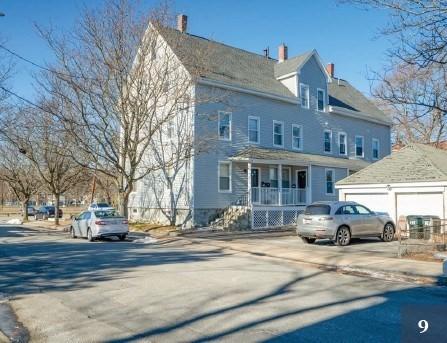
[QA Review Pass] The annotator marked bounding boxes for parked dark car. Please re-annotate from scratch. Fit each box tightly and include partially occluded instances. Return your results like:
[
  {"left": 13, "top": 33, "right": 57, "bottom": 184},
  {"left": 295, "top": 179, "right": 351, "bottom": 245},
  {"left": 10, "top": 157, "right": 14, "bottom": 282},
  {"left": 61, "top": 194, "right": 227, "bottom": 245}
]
[{"left": 34, "top": 206, "right": 63, "bottom": 220}]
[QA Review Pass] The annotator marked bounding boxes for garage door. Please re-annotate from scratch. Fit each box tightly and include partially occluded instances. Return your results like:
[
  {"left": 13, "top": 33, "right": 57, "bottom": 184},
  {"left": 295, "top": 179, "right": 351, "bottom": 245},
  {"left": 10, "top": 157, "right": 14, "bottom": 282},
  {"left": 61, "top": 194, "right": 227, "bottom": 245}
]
[
  {"left": 345, "top": 193, "right": 389, "bottom": 213},
  {"left": 396, "top": 193, "right": 444, "bottom": 219}
]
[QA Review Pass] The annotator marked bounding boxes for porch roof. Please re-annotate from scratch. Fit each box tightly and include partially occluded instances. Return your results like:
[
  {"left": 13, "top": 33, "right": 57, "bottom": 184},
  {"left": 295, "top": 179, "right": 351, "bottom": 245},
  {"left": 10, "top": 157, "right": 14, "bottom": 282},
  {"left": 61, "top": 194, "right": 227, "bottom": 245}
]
[{"left": 229, "top": 147, "right": 370, "bottom": 171}]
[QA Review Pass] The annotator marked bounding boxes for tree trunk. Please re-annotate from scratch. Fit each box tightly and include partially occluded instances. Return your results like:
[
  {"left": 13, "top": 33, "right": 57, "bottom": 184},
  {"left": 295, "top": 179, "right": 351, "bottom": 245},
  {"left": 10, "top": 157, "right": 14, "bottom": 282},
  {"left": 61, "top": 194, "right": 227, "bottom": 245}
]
[
  {"left": 22, "top": 199, "right": 29, "bottom": 222},
  {"left": 54, "top": 193, "right": 60, "bottom": 226},
  {"left": 117, "top": 190, "right": 131, "bottom": 219}
]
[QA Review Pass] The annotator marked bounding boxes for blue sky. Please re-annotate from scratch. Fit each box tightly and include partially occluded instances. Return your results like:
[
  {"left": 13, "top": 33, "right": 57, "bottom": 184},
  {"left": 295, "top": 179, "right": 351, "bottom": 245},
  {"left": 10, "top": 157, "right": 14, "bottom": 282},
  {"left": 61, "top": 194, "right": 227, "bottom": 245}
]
[{"left": 0, "top": 0, "right": 391, "bottom": 101}]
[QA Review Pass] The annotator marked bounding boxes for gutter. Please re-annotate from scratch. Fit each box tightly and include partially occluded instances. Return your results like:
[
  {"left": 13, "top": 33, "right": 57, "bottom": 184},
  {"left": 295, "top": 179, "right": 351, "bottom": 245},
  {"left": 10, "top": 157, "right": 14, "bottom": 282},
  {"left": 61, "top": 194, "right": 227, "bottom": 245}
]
[{"left": 328, "top": 105, "right": 393, "bottom": 127}]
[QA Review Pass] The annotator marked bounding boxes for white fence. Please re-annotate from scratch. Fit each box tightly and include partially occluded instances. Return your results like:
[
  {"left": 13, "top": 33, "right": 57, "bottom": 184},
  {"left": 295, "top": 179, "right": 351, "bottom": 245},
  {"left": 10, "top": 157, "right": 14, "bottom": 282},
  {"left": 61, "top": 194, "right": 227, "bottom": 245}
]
[
  {"left": 251, "top": 188, "right": 306, "bottom": 205},
  {"left": 251, "top": 206, "right": 305, "bottom": 229}
]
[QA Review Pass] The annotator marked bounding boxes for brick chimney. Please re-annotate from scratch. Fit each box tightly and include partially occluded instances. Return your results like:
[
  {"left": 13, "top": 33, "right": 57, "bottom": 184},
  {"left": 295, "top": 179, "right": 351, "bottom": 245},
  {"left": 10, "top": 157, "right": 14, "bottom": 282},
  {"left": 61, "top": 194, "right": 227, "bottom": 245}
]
[
  {"left": 177, "top": 14, "right": 187, "bottom": 33},
  {"left": 278, "top": 43, "right": 288, "bottom": 62},
  {"left": 326, "top": 63, "right": 335, "bottom": 77}
]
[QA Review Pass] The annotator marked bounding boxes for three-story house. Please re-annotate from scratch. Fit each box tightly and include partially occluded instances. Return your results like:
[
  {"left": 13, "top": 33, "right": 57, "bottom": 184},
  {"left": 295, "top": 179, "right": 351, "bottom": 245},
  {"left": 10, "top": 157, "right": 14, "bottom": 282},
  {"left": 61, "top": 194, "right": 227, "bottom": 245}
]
[{"left": 129, "top": 15, "right": 392, "bottom": 229}]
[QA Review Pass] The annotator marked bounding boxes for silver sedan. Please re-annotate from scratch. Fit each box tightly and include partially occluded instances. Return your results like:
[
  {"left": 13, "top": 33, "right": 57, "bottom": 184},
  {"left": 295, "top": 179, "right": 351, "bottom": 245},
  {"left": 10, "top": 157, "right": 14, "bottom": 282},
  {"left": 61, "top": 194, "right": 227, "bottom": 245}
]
[
  {"left": 70, "top": 210, "right": 129, "bottom": 242},
  {"left": 296, "top": 201, "right": 395, "bottom": 246}
]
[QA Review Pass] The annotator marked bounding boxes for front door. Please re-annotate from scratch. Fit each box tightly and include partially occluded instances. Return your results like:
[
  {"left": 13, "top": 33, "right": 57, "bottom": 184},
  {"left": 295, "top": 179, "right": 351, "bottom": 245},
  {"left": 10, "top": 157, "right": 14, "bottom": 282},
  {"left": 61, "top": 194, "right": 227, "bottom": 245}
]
[
  {"left": 297, "top": 170, "right": 307, "bottom": 203},
  {"left": 251, "top": 168, "right": 260, "bottom": 204}
]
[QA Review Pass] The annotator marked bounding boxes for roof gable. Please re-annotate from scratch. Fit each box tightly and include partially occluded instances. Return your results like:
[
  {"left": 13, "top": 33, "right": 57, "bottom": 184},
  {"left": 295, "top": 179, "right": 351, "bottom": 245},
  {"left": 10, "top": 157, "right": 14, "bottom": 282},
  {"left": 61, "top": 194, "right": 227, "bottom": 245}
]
[
  {"left": 274, "top": 50, "right": 330, "bottom": 81},
  {"left": 337, "top": 144, "right": 447, "bottom": 186}
]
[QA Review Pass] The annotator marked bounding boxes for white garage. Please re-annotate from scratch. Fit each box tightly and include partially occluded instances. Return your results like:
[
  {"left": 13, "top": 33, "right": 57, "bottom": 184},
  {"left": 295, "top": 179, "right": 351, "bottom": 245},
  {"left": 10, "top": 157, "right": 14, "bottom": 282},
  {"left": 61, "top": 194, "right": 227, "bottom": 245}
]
[
  {"left": 336, "top": 144, "right": 447, "bottom": 222},
  {"left": 345, "top": 193, "right": 389, "bottom": 213}
]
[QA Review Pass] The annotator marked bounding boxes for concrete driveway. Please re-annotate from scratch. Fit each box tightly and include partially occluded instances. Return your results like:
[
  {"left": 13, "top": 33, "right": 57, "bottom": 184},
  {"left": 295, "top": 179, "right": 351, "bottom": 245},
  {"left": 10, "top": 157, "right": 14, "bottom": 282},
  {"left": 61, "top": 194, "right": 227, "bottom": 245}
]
[{"left": 1, "top": 225, "right": 446, "bottom": 342}]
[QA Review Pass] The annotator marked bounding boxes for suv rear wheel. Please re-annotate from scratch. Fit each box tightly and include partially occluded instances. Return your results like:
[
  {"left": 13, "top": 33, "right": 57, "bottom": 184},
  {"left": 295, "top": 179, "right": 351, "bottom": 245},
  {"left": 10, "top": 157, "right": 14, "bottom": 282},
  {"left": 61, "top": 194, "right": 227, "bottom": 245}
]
[
  {"left": 381, "top": 223, "right": 395, "bottom": 242},
  {"left": 301, "top": 237, "right": 316, "bottom": 244},
  {"left": 335, "top": 226, "right": 351, "bottom": 246}
]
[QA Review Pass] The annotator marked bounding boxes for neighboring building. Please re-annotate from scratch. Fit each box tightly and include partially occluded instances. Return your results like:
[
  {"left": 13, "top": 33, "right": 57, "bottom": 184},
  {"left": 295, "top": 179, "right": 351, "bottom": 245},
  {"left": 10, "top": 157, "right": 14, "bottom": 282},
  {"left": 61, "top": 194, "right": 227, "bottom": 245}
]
[
  {"left": 336, "top": 144, "right": 447, "bottom": 222},
  {"left": 393, "top": 140, "right": 447, "bottom": 152},
  {"left": 129, "top": 15, "right": 392, "bottom": 229}
]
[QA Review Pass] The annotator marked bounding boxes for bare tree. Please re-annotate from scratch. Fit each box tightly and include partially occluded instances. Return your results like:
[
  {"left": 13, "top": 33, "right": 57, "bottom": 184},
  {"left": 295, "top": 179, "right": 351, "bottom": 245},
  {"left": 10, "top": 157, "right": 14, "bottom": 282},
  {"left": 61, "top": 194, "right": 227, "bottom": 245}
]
[
  {"left": 345, "top": 0, "right": 447, "bottom": 141},
  {"left": 0, "top": 142, "right": 41, "bottom": 221},
  {"left": 2, "top": 105, "right": 85, "bottom": 225},
  {"left": 372, "top": 63, "right": 447, "bottom": 145},
  {"left": 35, "top": 0, "right": 212, "bottom": 217}
]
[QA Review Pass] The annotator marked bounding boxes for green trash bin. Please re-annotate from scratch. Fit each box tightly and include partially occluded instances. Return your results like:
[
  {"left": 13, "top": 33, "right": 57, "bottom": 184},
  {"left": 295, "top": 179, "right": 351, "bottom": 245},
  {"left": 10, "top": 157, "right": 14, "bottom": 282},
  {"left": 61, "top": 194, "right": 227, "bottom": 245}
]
[{"left": 406, "top": 215, "right": 424, "bottom": 239}]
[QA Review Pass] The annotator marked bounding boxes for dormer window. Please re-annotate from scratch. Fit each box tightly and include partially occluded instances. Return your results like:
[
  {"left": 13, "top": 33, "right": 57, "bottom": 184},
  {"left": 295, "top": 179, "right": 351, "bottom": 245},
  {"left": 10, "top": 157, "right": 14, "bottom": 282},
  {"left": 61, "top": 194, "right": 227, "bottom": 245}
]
[
  {"left": 317, "top": 88, "right": 325, "bottom": 112},
  {"left": 300, "top": 83, "right": 309, "bottom": 109}
]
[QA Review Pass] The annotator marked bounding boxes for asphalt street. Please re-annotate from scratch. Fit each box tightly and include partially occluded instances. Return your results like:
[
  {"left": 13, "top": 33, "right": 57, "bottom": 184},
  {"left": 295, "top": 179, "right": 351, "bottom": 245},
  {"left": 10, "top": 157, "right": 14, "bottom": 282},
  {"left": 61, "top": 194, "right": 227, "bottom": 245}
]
[{"left": 0, "top": 225, "right": 446, "bottom": 342}]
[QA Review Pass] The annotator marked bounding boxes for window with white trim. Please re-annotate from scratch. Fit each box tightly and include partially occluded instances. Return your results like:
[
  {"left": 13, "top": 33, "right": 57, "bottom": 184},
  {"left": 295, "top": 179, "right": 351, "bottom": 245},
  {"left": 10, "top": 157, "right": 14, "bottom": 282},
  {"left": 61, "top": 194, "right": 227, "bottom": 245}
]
[
  {"left": 292, "top": 124, "right": 302, "bottom": 150},
  {"left": 218, "top": 162, "right": 231, "bottom": 192},
  {"left": 372, "top": 138, "right": 379, "bottom": 160},
  {"left": 338, "top": 132, "right": 347, "bottom": 156},
  {"left": 269, "top": 167, "right": 278, "bottom": 188},
  {"left": 317, "top": 88, "right": 325, "bottom": 111},
  {"left": 355, "top": 136, "right": 364, "bottom": 157},
  {"left": 324, "top": 130, "right": 332, "bottom": 153},
  {"left": 248, "top": 116, "right": 260, "bottom": 144},
  {"left": 325, "top": 169, "right": 334, "bottom": 195},
  {"left": 273, "top": 121, "right": 284, "bottom": 147},
  {"left": 300, "top": 83, "right": 310, "bottom": 109},
  {"left": 218, "top": 111, "right": 231, "bottom": 141}
]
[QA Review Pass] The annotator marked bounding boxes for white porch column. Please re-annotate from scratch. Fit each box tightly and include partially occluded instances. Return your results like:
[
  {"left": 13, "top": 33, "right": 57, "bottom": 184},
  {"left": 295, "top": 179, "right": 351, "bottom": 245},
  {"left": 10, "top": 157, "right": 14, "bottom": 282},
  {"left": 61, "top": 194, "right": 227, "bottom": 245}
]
[
  {"left": 308, "top": 164, "right": 312, "bottom": 204},
  {"left": 278, "top": 164, "right": 282, "bottom": 205},
  {"left": 247, "top": 162, "right": 252, "bottom": 206}
]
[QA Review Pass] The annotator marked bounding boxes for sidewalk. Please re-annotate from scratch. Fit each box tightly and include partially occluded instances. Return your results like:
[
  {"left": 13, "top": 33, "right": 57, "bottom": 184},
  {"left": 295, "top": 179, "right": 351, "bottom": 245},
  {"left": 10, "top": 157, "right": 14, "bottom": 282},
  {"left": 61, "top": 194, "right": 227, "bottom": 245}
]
[{"left": 181, "top": 232, "right": 447, "bottom": 285}]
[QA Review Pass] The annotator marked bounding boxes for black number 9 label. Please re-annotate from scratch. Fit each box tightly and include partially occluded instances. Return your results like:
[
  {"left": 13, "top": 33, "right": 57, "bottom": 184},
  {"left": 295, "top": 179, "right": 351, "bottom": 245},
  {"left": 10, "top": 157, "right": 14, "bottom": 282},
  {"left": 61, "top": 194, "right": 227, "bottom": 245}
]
[{"left": 418, "top": 320, "right": 429, "bottom": 333}]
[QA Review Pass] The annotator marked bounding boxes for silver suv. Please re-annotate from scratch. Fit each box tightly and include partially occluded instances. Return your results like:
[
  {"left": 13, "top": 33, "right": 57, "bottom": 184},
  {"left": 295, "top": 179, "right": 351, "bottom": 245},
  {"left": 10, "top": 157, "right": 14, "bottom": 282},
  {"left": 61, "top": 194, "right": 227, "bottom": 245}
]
[{"left": 296, "top": 201, "right": 395, "bottom": 246}]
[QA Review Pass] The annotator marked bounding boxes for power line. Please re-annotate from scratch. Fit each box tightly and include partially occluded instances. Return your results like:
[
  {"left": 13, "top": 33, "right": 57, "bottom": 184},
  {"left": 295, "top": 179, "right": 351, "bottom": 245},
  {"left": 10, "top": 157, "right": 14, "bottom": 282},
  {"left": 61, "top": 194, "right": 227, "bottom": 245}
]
[
  {"left": 0, "top": 44, "right": 95, "bottom": 80},
  {"left": 0, "top": 86, "right": 57, "bottom": 117}
]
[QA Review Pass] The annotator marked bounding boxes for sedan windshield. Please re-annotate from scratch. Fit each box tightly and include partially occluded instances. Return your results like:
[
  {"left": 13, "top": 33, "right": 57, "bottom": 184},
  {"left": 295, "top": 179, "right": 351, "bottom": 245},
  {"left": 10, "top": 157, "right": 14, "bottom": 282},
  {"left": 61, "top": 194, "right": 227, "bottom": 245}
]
[
  {"left": 95, "top": 210, "right": 123, "bottom": 218},
  {"left": 304, "top": 205, "right": 331, "bottom": 215}
]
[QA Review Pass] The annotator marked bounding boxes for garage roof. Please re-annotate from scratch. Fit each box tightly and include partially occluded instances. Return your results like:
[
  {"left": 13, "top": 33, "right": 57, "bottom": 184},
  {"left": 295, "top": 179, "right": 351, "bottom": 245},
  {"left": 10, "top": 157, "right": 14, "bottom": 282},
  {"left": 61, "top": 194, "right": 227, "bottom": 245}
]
[{"left": 337, "top": 144, "right": 447, "bottom": 185}]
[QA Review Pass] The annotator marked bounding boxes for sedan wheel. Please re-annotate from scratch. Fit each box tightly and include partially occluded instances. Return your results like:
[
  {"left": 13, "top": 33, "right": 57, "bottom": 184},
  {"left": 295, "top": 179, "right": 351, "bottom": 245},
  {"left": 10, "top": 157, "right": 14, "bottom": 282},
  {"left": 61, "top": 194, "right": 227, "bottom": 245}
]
[
  {"left": 335, "top": 226, "right": 351, "bottom": 246},
  {"left": 87, "top": 228, "right": 94, "bottom": 242},
  {"left": 382, "top": 223, "right": 395, "bottom": 242},
  {"left": 70, "top": 227, "right": 77, "bottom": 239}
]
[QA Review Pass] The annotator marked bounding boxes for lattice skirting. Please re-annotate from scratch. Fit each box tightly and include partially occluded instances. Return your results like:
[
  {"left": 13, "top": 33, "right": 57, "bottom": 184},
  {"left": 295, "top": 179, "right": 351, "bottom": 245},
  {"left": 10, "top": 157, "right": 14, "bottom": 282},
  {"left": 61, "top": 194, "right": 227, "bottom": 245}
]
[{"left": 252, "top": 207, "right": 304, "bottom": 229}]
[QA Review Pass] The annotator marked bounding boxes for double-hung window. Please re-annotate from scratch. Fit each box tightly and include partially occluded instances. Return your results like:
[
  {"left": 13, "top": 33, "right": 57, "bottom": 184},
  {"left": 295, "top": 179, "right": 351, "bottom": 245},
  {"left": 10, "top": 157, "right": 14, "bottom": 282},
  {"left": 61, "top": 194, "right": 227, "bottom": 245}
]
[
  {"left": 325, "top": 169, "right": 335, "bottom": 195},
  {"left": 218, "top": 111, "right": 232, "bottom": 141},
  {"left": 317, "top": 88, "right": 325, "bottom": 112},
  {"left": 338, "top": 132, "right": 347, "bottom": 156},
  {"left": 372, "top": 138, "right": 379, "bottom": 160},
  {"left": 248, "top": 116, "right": 260, "bottom": 144},
  {"left": 292, "top": 124, "right": 303, "bottom": 150},
  {"left": 324, "top": 130, "right": 332, "bottom": 153},
  {"left": 218, "top": 162, "right": 231, "bottom": 192},
  {"left": 300, "top": 83, "right": 310, "bottom": 109},
  {"left": 273, "top": 121, "right": 284, "bottom": 147},
  {"left": 355, "top": 136, "right": 364, "bottom": 158}
]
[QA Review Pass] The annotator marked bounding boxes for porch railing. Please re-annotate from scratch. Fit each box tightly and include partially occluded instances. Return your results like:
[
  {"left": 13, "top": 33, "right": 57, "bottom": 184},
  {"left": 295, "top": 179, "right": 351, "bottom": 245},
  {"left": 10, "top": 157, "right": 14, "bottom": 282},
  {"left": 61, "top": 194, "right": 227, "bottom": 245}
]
[{"left": 251, "top": 187, "right": 306, "bottom": 205}]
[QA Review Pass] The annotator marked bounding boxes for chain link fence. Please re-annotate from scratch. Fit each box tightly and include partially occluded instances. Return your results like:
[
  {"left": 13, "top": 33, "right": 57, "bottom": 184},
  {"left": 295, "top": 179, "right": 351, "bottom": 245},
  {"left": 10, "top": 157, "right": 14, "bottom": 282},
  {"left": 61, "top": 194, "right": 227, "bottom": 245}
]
[{"left": 397, "top": 215, "right": 446, "bottom": 258}]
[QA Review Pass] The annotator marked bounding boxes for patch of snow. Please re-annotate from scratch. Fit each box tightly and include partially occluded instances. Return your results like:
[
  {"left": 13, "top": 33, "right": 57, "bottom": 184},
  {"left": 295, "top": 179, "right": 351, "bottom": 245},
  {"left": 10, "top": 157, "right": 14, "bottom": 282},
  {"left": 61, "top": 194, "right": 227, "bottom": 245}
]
[
  {"left": 6, "top": 218, "right": 23, "bottom": 225},
  {"left": 133, "top": 236, "right": 158, "bottom": 244}
]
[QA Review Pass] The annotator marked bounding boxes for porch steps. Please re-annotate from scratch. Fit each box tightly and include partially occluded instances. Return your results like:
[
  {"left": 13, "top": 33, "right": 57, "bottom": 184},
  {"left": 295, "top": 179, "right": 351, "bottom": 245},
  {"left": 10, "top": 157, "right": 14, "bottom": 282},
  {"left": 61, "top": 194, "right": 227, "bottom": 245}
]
[{"left": 210, "top": 206, "right": 250, "bottom": 230}]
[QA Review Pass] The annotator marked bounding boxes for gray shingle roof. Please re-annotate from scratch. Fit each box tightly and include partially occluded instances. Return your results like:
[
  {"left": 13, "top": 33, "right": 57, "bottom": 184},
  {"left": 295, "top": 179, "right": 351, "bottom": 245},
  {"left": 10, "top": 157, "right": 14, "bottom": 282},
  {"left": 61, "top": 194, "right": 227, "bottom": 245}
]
[
  {"left": 273, "top": 51, "right": 313, "bottom": 78},
  {"left": 328, "top": 79, "right": 389, "bottom": 122},
  {"left": 158, "top": 27, "right": 388, "bottom": 123},
  {"left": 337, "top": 144, "right": 447, "bottom": 185},
  {"left": 230, "top": 146, "right": 370, "bottom": 171}
]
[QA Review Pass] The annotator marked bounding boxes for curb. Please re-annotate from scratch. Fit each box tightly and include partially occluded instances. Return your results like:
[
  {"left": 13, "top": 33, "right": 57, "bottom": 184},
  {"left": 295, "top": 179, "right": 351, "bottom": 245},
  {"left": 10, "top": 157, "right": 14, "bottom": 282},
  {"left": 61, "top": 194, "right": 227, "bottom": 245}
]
[{"left": 184, "top": 237, "right": 446, "bottom": 286}]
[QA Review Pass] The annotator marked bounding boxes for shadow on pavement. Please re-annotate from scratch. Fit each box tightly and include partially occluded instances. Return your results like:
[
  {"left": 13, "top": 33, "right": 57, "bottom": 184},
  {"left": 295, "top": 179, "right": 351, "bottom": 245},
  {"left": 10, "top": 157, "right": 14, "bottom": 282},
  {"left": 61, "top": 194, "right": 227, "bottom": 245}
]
[{"left": 0, "top": 226, "right": 228, "bottom": 297}]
